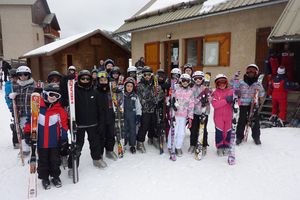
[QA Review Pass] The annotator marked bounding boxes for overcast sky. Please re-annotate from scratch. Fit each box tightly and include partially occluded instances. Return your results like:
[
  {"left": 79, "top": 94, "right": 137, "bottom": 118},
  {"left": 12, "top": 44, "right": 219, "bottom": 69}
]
[{"left": 47, "top": 0, "right": 149, "bottom": 38}]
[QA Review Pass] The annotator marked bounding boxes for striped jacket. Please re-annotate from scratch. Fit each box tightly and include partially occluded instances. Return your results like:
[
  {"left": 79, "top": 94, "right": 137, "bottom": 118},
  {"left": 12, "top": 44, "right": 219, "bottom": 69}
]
[
  {"left": 234, "top": 80, "right": 265, "bottom": 106},
  {"left": 174, "top": 86, "right": 194, "bottom": 119},
  {"left": 24, "top": 99, "right": 68, "bottom": 149}
]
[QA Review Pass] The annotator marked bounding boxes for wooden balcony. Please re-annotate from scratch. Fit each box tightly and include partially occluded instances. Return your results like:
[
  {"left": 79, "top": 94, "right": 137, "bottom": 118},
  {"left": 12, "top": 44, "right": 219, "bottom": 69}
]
[{"left": 44, "top": 26, "right": 60, "bottom": 39}]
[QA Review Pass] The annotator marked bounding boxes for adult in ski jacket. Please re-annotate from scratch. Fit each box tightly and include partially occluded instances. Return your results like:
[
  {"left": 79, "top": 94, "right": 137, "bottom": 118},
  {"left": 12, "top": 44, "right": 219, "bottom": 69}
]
[
  {"left": 269, "top": 67, "right": 299, "bottom": 123},
  {"left": 211, "top": 74, "right": 233, "bottom": 155},
  {"left": 235, "top": 64, "right": 265, "bottom": 145}
]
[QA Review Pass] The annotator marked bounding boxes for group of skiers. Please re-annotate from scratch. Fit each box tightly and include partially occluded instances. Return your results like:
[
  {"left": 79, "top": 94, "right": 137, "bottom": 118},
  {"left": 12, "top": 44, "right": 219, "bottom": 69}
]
[{"left": 4, "top": 58, "right": 277, "bottom": 190}]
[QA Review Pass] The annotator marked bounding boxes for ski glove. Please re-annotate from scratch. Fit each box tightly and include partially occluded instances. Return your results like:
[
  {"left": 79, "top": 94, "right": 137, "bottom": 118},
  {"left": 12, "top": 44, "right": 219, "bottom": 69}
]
[
  {"left": 9, "top": 92, "right": 18, "bottom": 100},
  {"left": 234, "top": 90, "right": 241, "bottom": 97},
  {"left": 226, "top": 95, "right": 233, "bottom": 104},
  {"left": 136, "top": 115, "right": 141, "bottom": 125},
  {"left": 187, "top": 118, "right": 193, "bottom": 129},
  {"left": 24, "top": 132, "right": 31, "bottom": 145},
  {"left": 59, "top": 139, "right": 69, "bottom": 156}
]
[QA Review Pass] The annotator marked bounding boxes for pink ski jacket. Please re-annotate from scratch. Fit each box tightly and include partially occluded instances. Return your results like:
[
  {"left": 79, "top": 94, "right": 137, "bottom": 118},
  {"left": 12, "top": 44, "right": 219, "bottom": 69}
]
[{"left": 175, "top": 86, "right": 194, "bottom": 119}]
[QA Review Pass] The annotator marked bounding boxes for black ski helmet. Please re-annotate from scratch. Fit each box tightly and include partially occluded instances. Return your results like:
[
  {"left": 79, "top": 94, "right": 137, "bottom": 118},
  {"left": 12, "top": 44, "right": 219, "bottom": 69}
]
[
  {"left": 47, "top": 70, "right": 62, "bottom": 82},
  {"left": 104, "top": 59, "right": 115, "bottom": 67},
  {"left": 111, "top": 66, "right": 121, "bottom": 75},
  {"left": 91, "top": 68, "right": 98, "bottom": 74},
  {"left": 78, "top": 70, "right": 91, "bottom": 79},
  {"left": 142, "top": 66, "right": 153, "bottom": 74},
  {"left": 44, "top": 82, "right": 60, "bottom": 92},
  {"left": 9, "top": 68, "right": 17, "bottom": 77}
]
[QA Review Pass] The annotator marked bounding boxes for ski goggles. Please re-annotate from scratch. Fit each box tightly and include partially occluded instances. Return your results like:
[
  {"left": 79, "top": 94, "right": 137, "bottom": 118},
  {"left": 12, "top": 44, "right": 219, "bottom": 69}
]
[
  {"left": 215, "top": 79, "right": 228, "bottom": 85},
  {"left": 181, "top": 78, "right": 190, "bottom": 83},
  {"left": 171, "top": 74, "right": 180, "bottom": 80},
  {"left": 17, "top": 72, "right": 30, "bottom": 77},
  {"left": 193, "top": 76, "right": 203, "bottom": 81},
  {"left": 80, "top": 76, "right": 91, "bottom": 81},
  {"left": 97, "top": 71, "right": 108, "bottom": 78},
  {"left": 43, "top": 91, "right": 61, "bottom": 99},
  {"left": 143, "top": 73, "right": 152, "bottom": 77},
  {"left": 246, "top": 68, "right": 258, "bottom": 74}
]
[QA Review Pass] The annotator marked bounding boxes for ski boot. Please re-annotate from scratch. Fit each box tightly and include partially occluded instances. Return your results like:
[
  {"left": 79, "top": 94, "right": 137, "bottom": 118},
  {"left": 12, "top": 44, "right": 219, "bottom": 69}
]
[
  {"left": 51, "top": 177, "right": 62, "bottom": 188},
  {"left": 42, "top": 179, "right": 51, "bottom": 190},
  {"left": 147, "top": 138, "right": 153, "bottom": 145},
  {"left": 269, "top": 114, "right": 277, "bottom": 122},
  {"left": 137, "top": 142, "right": 146, "bottom": 153},
  {"left": 175, "top": 148, "right": 183, "bottom": 157},
  {"left": 106, "top": 151, "right": 118, "bottom": 161},
  {"left": 153, "top": 138, "right": 159, "bottom": 149},
  {"left": 223, "top": 148, "right": 230, "bottom": 156},
  {"left": 93, "top": 159, "right": 108, "bottom": 168},
  {"left": 68, "top": 169, "right": 73, "bottom": 178},
  {"left": 236, "top": 138, "right": 242, "bottom": 145},
  {"left": 202, "top": 146, "right": 207, "bottom": 156},
  {"left": 276, "top": 118, "right": 285, "bottom": 127},
  {"left": 254, "top": 138, "right": 262, "bottom": 145},
  {"left": 130, "top": 146, "right": 136, "bottom": 154},
  {"left": 188, "top": 145, "right": 196, "bottom": 153}
]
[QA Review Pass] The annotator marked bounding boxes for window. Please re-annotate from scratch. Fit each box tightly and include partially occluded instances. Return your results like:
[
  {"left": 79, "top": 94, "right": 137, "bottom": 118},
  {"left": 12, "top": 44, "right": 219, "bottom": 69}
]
[
  {"left": 204, "top": 32, "right": 231, "bottom": 66},
  {"left": 0, "top": 17, "right": 3, "bottom": 56},
  {"left": 185, "top": 37, "right": 203, "bottom": 69}
]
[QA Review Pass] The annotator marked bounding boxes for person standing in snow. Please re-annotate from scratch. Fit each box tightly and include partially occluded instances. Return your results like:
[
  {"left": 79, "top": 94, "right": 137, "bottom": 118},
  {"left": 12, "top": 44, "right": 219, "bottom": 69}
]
[
  {"left": 60, "top": 65, "right": 77, "bottom": 108},
  {"left": 136, "top": 66, "right": 164, "bottom": 152},
  {"left": 0, "top": 57, "right": 12, "bottom": 82},
  {"left": 123, "top": 77, "right": 142, "bottom": 154},
  {"left": 168, "top": 73, "right": 194, "bottom": 157},
  {"left": 188, "top": 71, "right": 211, "bottom": 155},
  {"left": 9, "top": 66, "right": 36, "bottom": 155},
  {"left": 235, "top": 64, "right": 265, "bottom": 145},
  {"left": 269, "top": 67, "right": 299, "bottom": 126},
  {"left": 23, "top": 83, "right": 68, "bottom": 189},
  {"left": 67, "top": 70, "right": 105, "bottom": 174},
  {"left": 211, "top": 74, "right": 233, "bottom": 156},
  {"left": 5, "top": 68, "right": 19, "bottom": 148}
]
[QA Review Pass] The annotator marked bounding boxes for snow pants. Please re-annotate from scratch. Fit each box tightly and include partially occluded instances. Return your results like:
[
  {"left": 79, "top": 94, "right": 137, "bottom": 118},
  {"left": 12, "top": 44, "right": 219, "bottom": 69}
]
[
  {"left": 20, "top": 116, "right": 30, "bottom": 152},
  {"left": 167, "top": 116, "right": 186, "bottom": 149},
  {"left": 272, "top": 97, "right": 287, "bottom": 121},
  {"left": 236, "top": 105, "right": 261, "bottom": 141},
  {"left": 214, "top": 116, "right": 231, "bottom": 149},
  {"left": 137, "top": 112, "right": 157, "bottom": 143},
  {"left": 124, "top": 112, "right": 137, "bottom": 147},
  {"left": 190, "top": 114, "right": 208, "bottom": 147},
  {"left": 68, "top": 126, "right": 102, "bottom": 168},
  {"left": 102, "top": 122, "right": 116, "bottom": 152},
  {"left": 38, "top": 148, "right": 61, "bottom": 180}
]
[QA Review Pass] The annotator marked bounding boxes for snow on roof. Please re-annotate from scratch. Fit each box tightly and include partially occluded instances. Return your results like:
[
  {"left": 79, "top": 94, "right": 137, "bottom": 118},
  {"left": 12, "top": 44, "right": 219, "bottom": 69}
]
[
  {"left": 21, "top": 30, "right": 96, "bottom": 58},
  {"left": 200, "top": 0, "right": 230, "bottom": 14},
  {"left": 138, "top": 0, "right": 193, "bottom": 16}
]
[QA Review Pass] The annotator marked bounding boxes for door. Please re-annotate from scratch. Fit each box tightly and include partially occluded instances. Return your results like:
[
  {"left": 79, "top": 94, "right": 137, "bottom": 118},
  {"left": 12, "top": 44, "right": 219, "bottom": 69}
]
[
  {"left": 255, "top": 27, "right": 272, "bottom": 72},
  {"left": 164, "top": 40, "right": 179, "bottom": 74},
  {"left": 144, "top": 42, "right": 160, "bottom": 72}
]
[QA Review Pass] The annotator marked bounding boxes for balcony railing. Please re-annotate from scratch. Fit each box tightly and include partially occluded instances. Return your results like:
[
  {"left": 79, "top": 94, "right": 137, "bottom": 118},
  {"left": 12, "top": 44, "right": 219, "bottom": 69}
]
[{"left": 43, "top": 26, "right": 60, "bottom": 39}]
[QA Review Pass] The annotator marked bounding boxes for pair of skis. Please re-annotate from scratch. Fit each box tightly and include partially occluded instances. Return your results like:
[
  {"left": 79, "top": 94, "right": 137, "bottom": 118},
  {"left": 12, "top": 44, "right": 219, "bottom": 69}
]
[
  {"left": 194, "top": 72, "right": 211, "bottom": 161},
  {"left": 154, "top": 75, "right": 164, "bottom": 154},
  {"left": 169, "top": 79, "right": 177, "bottom": 161}
]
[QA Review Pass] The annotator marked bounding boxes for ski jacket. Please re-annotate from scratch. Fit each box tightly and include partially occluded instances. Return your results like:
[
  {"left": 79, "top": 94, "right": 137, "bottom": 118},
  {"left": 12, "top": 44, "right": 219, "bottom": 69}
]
[
  {"left": 13, "top": 78, "right": 36, "bottom": 117},
  {"left": 269, "top": 75, "right": 298, "bottom": 99},
  {"left": 211, "top": 88, "right": 233, "bottom": 124},
  {"left": 24, "top": 99, "right": 68, "bottom": 148},
  {"left": 95, "top": 87, "right": 115, "bottom": 125},
  {"left": 281, "top": 51, "right": 295, "bottom": 81},
  {"left": 174, "top": 86, "right": 194, "bottom": 119},
  {"left": 192, "top": 84, "right": 212, "bottom": 115},
  {"left": 137, "top": 77, "right": 164, "bottom": 113},
  {"left": 235, "top": 80, "right": 265, "bottom": 106},
  {"left": 124, "top": 92, "right": 142, "bottom": 117},
  {"left": 5, "top": 80, "right": 12, "bottom": 112},
  {"left": 75, "top": 83, "right": 100, "bottom": 128}
]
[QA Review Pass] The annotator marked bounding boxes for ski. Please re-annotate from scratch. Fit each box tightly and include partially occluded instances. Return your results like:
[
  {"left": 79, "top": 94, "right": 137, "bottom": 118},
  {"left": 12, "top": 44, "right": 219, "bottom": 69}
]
[
  {"left": 28, "top": 92, "right": 41, "bottom": 199},
  {"left": 228, "top": 71, "right": 241, "bottom": 165},
  {"left": 154, "top": 75, "right": 164, "bottom": 154},
  {"left": 169, "top": 79, "right": 177, "bottom": 161},
  {"left": 244, "top": 74, "right": 264, "bottom": 142},
  {"left": 195, "top": 72, "right": 211, "bottom": 161},
  {"left": 68, "top": 79, "right": 79, "bottom": 183}
]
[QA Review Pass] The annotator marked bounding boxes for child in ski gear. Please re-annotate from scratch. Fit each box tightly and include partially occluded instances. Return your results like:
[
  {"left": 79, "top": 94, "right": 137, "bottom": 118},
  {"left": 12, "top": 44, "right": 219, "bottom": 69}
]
[
  {"left": 96, "top": 71, "right": 117, "bottom": 163},
  {"left": 167, "top": 73, "right": 194, "bottom": 157},
  {"left": 235, "top": 64, "right": 265, "bottom": 145},
  {"left": 5, "top": 68, "right": 19, "bottom": 148},
  {"left": 67, "top": 70, "right": 105, "bottom": 172},
  {"left": 124, "top": 77, "right": 142, "bottom": 154},
  {"left": 104, "top": 58, "right": 115, "bottom": 76},
  {"left": 211, "top": 74, "right": 233, "bottom": 156},
  {"left": 127, "top": 66, "right": 137, "bottom": 81},
  {"left": 24, "top": 83, "right": 68, "bottom": 189},
  {"left": 269, "top": 67, "right": 299, "bottom": 126},
  {"left": 91, "top": 68, "right": 98, "bottom": 89},
  {"left": 183, "top": 63, "right": 194, "bottom": 86},
  {"left": 189, "top": 71, "right": 211, "bottom": 154},
  {"left": 136, "top": 66, "right": 164, "bottom": 153},
  {"left": 9, "top": 66, "right": 36, "bottom": 155}
]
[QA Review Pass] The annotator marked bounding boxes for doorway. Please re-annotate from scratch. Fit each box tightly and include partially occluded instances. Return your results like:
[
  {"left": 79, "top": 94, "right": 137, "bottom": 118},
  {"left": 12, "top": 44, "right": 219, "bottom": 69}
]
[{"left": 164, "top": 40, "right": 179, "bottom": 74}]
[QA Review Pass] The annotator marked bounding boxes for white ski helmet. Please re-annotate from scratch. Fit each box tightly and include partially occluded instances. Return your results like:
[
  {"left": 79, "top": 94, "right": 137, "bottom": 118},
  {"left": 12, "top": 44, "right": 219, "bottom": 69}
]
[
  {"left": 214, "top": 74, "right": 228, "bottom": 83},
  {"left": 16, "top": 65, "right": 31, "bottom": 74},
  {"left": 127, "top": 66, "right": 137, "bottom": 73},
  {"left": 192, "top": 71, "right": 204, "bottom": 78},
  {"left": 68, "top": 65, "right": 76, "bottom": 71},
  {"left": 180, "top": 73, "right": 191, "bottom": 81},
  {"left": 171, "top": 68, "right": 181, "bottom": 75},
  {"left": 246, "top": 64, "right": 259, "bottom": 73}
]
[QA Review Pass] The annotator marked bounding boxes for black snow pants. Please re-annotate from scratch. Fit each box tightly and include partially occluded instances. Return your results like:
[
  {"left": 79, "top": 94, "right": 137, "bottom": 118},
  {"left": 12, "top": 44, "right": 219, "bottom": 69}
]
[
  {"left": 137, "top": 112, "right": 157, "bottom": 143},
  {"left": 38, "top": 148, "right": 61, "bottom": 180},
  {"left": 190, "top": 114, "right": 209, "bottom": 147}
]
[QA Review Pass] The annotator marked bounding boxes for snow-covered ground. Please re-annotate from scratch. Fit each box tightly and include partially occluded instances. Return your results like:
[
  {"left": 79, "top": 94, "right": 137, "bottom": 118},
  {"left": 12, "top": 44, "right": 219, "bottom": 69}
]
[{"left": 0, "top": 89, "right": 300, "bottom": 200}]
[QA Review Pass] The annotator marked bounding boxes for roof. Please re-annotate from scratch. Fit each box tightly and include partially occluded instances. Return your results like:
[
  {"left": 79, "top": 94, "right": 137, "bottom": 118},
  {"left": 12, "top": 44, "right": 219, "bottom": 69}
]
[
  {"left": 43, "top": 13, "right": 61, "bottom": 30},
  {"left": 21, "top": 29, "right": 130, "bottom": 59},
  {"left": 0, "top": 0, "right": 36, "bottom": 5},
  {"left": 268, "top": 0, "right": 300, "bottom": 43},
  {"left": 115, "top": 0, "right": 288, "bottom": 34}
]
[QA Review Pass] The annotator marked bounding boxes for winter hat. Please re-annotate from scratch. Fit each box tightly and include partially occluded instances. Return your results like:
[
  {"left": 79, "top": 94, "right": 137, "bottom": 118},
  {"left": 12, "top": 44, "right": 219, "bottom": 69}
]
[
  {"left": 277, "top": 67, "right": 285, "bottom": 75},
  {"left": 246, "top": 64, "right": 259, "bottom": 74},
  {"left": 104, "top": 59, "right": 115, "bottom": 67}
]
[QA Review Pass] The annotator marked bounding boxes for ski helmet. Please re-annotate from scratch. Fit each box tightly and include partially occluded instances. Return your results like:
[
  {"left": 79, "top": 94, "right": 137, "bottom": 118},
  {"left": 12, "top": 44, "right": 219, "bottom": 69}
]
[
  {"left": 44, "top": 82, "right": 60, "bottom": 92},
  {"left": 111, "top": 66, "right": 121, "bottom": 75},
  {"left": 214, "top": 74, "right": 228, "bottom": 86},
  {"left": 78, "top": 70, "right": 91, "bottom": 79},
  {"left": 277, "top": 67, "right": 285, "bottom": 75},
  {"left": 246, "top": 64, "right": 259, "bottom": 74},
  {"left": 47, "top": 71, "right": 62, "bottom": 82},
  {"left": 124, "top": 77, "right": 136, "bottom": 88},
  {"left": 68, "top": 65, "right": 76, "bottom": 71},
  {"left": 127, "top": 66, "right": 137, "bottom": 73},
  {"left": 91, "top": 68, "right": 98, "bottom": 74},
  {"left": 43, "top": 83, "right": 61, "bottom": 103},
  {"left": 183, "top": 63, "right": 193, "bottom": 74},
  {"left": 104, "top": 59, "right": 114, "bottom": 67},
  {"left": 9, "top": 68, "right": 17, "bottom": 77},
  {"left": 142, "top": 66, "right": 153, "bottom": 74},
  {"left": 170, "top": 68, "right": 181, "bottom": 75},
  {"left": 17, "top": 65, "right": 31, "bottom": 74},
  {"left": 192, "top": 71, "right": 204, "bottom": 78}
]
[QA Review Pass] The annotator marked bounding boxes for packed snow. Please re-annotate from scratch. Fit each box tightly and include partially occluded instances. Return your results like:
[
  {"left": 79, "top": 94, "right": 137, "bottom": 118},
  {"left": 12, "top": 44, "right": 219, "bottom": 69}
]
[
  {"left": 0, "top": 89, "right": 300, "bottom": 200},
  {"left": 199, "top": 0, "right": 230, "bottom": 14}
]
